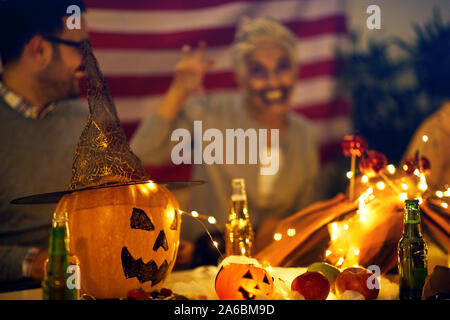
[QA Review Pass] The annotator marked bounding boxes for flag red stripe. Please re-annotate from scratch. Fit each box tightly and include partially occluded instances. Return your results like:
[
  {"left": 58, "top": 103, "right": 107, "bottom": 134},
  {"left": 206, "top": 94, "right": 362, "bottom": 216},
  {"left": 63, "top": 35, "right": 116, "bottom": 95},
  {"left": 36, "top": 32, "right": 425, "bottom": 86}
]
[
  {"left": 88, "top": 16, "right": 347, "bottom": 50},
  {"left": 85, "top": 0, "right": 281, "bottom": 11},
  {"left": 144, "top": 163, "right": 192, "bottom": 181},
  {"left": 80, "top": 59, "right": 340, "bottom": 98},
  {"left": 294, "top": 99, "right": 349, "bottom": 120},
  {"left": 319, "top": 141, "right": 344, "bottom": 164},
  {"left": 299, "top": 59, "right": 341, "bottom": 79}
]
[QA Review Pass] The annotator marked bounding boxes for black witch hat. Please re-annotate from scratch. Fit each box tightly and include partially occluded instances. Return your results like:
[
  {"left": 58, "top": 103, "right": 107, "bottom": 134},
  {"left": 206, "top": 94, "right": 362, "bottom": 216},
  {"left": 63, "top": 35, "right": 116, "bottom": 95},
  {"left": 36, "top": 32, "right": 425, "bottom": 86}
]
[{"left": 12, "top": 40, "right": 202, "bottom": 205}]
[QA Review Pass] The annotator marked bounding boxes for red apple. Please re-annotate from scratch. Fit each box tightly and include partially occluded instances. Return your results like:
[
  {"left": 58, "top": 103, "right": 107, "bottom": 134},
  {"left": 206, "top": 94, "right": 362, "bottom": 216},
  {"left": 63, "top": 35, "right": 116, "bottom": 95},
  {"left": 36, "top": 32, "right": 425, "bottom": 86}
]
[
  {"left": 335, "top": 267, "right": 379, "bottom": 300},
  {"left": 291, "top": 271, "right": 330, "bottom": 300}
]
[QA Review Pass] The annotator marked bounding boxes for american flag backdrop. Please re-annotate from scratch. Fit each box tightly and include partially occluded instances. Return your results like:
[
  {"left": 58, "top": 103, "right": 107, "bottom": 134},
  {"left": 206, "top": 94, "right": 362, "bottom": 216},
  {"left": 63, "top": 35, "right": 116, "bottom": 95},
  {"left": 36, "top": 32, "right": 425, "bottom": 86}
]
[{"left": 83, "top": 0, "right": 352, "bottom": 180}]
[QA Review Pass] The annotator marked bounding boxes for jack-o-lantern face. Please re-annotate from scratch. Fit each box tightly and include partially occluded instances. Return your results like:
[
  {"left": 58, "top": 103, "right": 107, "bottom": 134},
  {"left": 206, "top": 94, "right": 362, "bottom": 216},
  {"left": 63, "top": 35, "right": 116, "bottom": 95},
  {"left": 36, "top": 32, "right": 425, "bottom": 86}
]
[
  {"left": 215, "top": 263, "right": 274, "bottom": 300},
  {"left": 121, "top": 206, "right": 178, "bottom": 285},
  {"left": 54, "top": 182, "right": 180, "bottom": 299}
]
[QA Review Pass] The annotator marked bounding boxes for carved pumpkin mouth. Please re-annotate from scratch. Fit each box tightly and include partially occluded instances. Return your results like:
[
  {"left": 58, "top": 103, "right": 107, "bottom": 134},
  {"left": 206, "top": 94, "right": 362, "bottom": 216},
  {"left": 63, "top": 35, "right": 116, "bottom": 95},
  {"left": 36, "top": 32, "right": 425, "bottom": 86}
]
[
  {"left": 238, "top": 286, "right": 256, "bottom": 300},
  {"left": 121, "top": 246, "right": 169, "bottom": 285}
]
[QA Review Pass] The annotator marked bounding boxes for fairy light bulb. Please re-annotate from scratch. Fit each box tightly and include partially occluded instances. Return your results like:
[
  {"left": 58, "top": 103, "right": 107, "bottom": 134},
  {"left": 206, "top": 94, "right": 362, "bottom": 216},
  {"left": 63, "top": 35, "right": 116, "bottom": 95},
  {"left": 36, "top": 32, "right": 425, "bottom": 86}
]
[
  {"left": 147, "top": 180, "right": 156, "bottom": 190},
  {"left": 387, "top": 164, "right": 396, "bottom": 175},
  {"left": 442, "top": 202, "right": 448, "bottom": 209},
  {"left": 331, "top": 223, "right": 338, "bottom": 234},
  {"left": 330, "top": 223, "right": 339, "bottom": 241},
  {"left": 401, "top": 183, "right": 408, "bottom": 191},
  {"left": 400, "top": 193, "right": 408, "bottom": 201},
  {"left": 287, "top": 228, "right": 296, "bottom": 237},
  {"left": 418, "top": 181, "right": 428, "bottom": 192},
  {"left": 274, "top": 233, "right": 282, "bottom": 241},
  {"left": 208, "top": 216, "right": 216, "bottom": 224},
  {"left": 191, "top": 211, "right": 199, "bottom": 217},
  {"left": 376, "top": 181, "right": 386, "bottom": 190},
  {"left": 346, "top": 171, "right": 353, "bottom": 179},
  {"left": 422, "top": 135, "right": 429, "bottom": 143},
  {"left": 436, "top": 191, "right": 444, "bottom": 198},
  {"left": 361, "top": 175, "right": 369, "bottom": 183}
]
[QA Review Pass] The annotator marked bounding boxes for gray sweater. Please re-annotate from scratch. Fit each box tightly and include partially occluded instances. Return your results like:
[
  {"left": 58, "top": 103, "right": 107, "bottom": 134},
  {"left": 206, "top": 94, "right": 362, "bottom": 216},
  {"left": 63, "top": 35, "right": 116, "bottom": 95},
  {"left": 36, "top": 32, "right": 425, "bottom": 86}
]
[
  {"left": 0, "top": 97, "right": 87, "bottom": 282},
  {"left": 131, "top": 93, "right": 320, "bottom": 241}
]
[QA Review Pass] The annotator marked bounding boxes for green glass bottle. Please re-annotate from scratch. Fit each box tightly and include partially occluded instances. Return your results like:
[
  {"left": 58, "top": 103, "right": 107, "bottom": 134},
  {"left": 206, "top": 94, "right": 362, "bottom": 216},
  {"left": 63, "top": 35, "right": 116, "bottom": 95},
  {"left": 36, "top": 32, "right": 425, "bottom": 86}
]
[
  {"left": 42, "top": 212, "right": 79, "bottom": 300},
  {"left": 398, "top": 199, "right": 428, "bottom": 300}
]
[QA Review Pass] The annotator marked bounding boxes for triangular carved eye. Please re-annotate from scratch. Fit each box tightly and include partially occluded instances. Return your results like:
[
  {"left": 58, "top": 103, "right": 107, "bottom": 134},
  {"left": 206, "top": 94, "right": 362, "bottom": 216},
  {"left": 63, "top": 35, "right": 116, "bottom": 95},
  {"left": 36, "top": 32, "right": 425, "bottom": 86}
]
[
  {"left": 170, "top": 208, "right": 178, "bottom": 230},
  {"left": 263, "top": 274, "right": 270, "bottom": 284},
  {"left": 130, "top": 207, "right": 154, "bottom": 231},
  {"left": 243, "top": 270, "right": 253, "bottom": 279}
]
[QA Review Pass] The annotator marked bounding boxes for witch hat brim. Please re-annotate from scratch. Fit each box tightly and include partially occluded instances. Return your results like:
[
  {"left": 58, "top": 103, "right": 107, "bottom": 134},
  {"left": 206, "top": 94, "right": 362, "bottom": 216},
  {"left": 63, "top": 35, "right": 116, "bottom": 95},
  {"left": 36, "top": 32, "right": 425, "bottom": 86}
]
[{"left": 10, "top": 180, "right": 205, "bottom": 205}]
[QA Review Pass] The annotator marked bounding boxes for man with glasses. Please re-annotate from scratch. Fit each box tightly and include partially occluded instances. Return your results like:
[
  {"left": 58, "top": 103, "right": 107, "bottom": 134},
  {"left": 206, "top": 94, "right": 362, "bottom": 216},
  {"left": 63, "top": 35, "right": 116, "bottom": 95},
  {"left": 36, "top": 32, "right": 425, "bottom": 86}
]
[{"left": 0, "top": 0, "right": 88, "bottom": 289}]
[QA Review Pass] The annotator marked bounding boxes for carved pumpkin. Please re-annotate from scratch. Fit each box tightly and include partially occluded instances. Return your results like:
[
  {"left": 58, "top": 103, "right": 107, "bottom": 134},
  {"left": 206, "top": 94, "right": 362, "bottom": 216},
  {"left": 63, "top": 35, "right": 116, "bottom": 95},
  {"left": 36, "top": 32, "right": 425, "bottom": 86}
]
[
  {"left": 215, "top": 263, "right": 274, "bottom": 300},
  {"left": 54, "top": 182, "right": 180, "bottom": 299}
]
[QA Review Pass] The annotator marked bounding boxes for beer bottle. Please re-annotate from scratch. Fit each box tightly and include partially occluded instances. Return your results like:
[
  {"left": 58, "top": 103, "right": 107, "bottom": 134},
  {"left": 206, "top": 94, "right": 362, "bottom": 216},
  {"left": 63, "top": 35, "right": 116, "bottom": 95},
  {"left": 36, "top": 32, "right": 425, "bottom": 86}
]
[
  {"left": 398, "top": 199, "right": 428, "bottom": 300},
  {"left": 225, "top": 179, "right": 254, "bottom": 257},
  {"left": 42, "top": 212, "right": 80, "bottom": 300}
]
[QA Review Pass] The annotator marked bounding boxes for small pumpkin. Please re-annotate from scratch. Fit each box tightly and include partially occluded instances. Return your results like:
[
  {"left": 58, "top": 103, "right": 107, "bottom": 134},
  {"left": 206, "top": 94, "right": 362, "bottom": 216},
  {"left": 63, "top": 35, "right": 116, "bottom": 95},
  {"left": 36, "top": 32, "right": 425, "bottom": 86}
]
[
  {"left": 54, "top": 182, "right": 180, "bottom": 299},
  {"left": 215, "top": 263, "right": 274, "bottom": 300}
]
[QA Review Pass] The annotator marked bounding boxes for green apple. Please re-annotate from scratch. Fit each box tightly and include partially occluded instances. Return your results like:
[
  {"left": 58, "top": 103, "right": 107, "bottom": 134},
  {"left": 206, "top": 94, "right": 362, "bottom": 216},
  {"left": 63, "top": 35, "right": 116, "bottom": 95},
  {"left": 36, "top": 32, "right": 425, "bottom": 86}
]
[{"left": 307, "top": 262, "right": 340, "bottom": 290}]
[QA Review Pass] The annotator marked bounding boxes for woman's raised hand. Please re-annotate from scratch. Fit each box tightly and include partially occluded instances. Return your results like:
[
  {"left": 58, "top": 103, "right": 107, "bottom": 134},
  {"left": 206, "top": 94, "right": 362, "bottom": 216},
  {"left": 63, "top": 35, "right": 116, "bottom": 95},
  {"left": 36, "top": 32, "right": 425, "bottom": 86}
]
[{"left": 171, "top": 41, "right": 214, "bottom": 97}]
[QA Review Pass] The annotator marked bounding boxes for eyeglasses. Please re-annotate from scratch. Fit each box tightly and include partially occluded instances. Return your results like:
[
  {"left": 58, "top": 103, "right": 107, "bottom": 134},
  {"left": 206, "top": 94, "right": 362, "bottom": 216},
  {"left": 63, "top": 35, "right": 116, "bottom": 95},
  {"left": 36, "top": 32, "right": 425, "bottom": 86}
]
[{"left": 43, "top": 35, "right": 84, "bottom": 50}]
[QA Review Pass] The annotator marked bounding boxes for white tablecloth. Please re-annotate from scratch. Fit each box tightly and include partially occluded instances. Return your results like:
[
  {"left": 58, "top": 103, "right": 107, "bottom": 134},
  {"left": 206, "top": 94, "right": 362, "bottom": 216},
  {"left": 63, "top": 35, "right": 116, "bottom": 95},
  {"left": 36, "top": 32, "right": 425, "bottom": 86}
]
[{"left": 0, "top": 266, "right": 399, "bottom": 300}]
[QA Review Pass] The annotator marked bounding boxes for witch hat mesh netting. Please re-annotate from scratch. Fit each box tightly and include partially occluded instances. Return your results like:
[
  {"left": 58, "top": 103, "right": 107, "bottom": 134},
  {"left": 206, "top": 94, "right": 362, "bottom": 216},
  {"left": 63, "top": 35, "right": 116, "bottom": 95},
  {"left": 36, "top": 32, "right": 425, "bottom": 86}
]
[{"left": 70, "top": 40, "right": 150, "bottom": 190}]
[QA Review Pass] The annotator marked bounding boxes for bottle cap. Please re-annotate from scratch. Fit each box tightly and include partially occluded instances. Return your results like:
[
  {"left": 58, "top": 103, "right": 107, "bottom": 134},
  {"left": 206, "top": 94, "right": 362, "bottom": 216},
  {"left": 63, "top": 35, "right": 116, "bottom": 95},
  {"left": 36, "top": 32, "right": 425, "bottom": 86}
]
[
  {"left": 405, "top": 199, "right": 419, "bottom": 209},
  {"left": 231, "top": 178, "right": 246, "bottom": 196}
]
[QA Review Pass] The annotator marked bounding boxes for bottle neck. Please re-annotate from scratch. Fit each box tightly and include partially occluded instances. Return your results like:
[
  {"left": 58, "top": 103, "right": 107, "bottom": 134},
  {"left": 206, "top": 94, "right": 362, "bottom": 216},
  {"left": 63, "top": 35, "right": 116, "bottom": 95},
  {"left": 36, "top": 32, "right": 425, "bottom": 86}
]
[
  {"left": 229, "top": 194, "right": 249, "bottom": 221},
  {"left": 403, "top": 208, "right": 422, "bottom": 238},
  {"left": 50, "top": 212, "right": 70, "bottom": 253}
]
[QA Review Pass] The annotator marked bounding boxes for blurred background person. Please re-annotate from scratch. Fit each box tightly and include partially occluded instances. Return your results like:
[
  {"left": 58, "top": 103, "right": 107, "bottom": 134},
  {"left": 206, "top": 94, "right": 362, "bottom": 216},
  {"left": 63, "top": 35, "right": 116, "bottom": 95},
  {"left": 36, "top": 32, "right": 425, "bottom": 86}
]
[
  {"left": 402, "top": 102, "right": 450, "bottom": 191},
  {"left": 0, "top": 0, "right": 88, "bottom": 290},
  {"left": 131, "top": 17, "right": 321, "bottom": 266}
]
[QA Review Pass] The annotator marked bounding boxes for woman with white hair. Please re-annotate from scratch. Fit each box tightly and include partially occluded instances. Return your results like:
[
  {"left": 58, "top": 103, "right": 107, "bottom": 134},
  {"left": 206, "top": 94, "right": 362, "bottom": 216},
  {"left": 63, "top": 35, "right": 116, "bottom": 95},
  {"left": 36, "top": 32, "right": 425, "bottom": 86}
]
[{"left": 131, "top": 17, "right": 320, "bottom": 266}]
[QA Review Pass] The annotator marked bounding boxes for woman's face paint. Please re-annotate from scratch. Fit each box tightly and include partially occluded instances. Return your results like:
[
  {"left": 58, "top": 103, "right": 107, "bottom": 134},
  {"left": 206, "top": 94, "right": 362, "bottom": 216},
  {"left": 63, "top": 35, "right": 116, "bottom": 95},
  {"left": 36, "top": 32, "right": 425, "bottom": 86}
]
[{"left": 243, "top": 45, "right": 296, "bottom": 117}]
